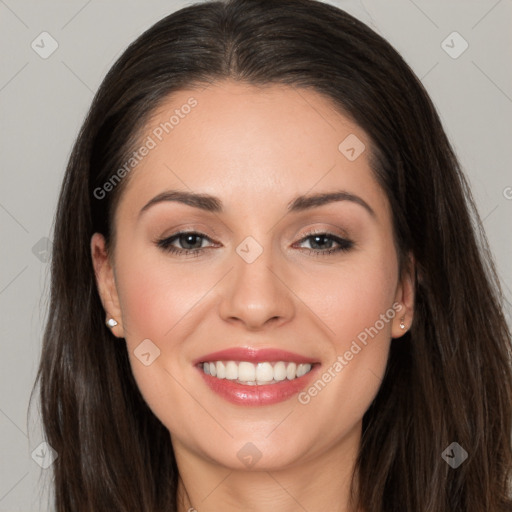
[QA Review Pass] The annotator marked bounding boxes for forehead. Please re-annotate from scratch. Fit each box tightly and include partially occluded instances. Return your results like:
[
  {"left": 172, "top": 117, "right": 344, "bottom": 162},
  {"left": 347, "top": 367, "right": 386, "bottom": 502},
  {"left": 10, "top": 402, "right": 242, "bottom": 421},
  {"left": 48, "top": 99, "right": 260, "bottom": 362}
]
[{"left": 115, "top": 80, "right": 383, "bottom": 218}]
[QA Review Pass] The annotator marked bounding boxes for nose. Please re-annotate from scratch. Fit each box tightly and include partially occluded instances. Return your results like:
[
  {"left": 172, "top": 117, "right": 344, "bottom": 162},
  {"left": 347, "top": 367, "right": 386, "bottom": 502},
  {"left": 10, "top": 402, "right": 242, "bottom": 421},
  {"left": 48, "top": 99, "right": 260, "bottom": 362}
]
[{"left": 218, "top": 244, "right": 296, "bottom": 330}]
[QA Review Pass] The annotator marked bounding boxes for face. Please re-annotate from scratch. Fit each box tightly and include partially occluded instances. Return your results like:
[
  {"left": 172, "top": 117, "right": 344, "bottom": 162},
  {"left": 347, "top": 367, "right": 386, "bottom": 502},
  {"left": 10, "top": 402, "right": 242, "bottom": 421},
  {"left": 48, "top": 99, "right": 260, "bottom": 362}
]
[{"left": 91, "top": 80, "right": 414, "bottom": 472}]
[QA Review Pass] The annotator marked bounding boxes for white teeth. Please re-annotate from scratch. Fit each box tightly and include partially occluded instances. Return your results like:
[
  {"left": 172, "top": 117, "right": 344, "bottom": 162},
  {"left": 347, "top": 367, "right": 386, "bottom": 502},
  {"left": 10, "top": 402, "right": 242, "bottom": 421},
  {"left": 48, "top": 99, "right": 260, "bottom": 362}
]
[
  {"left": 238, "top": 361, "right": 256, "bottom": 381},
  {"left": 286, "top": 362, "right": 297, "bottom": 380},
  {"left": 297, "top": 363, "right": 309, "bottom": 378},
  {"left": 216, "top": 361, "right": 226, "bottom": 379},
  {"left": 201, "top": 360, "right": 313, "bottom": 384},
  {"left": 225, "top": 361, "right": 238, "bottom": 380},
  {"left": 256, "top": 362, "right": 274, "bottom": 382},
  {"left": 273, "top": 361, "right": 287, "bottom": 381}
]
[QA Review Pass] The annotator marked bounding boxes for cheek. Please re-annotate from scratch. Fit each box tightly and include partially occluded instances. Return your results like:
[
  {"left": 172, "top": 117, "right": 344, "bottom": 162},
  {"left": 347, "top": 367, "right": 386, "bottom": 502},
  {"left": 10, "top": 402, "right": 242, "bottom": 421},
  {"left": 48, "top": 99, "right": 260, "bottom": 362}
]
[
  {"left": 115, "top": 248, "right": 209, "bottom": 342},
  {"left": 303, "top": 252, "right": 399, "bottom": 347},
  {"left": 113, "top": 250, "right": 208, "bottom": 428},
  {"left": 293, "top": 253, "right": 398, "bottom": 431},
  {"left": 294, "top": 250, "right": 398, "bottom": 407}
]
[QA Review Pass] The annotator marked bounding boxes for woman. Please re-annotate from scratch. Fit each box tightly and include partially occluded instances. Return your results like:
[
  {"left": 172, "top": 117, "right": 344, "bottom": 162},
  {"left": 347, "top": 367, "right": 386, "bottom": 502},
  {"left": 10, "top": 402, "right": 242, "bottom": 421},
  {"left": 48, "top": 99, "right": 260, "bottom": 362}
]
[{"left": 31, "top": 0, "right": 512, "bottom": 510}]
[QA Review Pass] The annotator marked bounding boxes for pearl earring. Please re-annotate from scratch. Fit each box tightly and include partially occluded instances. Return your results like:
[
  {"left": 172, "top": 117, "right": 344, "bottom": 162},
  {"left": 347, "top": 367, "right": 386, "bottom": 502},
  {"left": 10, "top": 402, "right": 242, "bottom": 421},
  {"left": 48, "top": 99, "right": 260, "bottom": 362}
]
[
  {"left": 106, "top": 318, "right": 118, "bottom": 328},
  {"left": 399, "top": 317, "right": 406, "bottom": 330}
]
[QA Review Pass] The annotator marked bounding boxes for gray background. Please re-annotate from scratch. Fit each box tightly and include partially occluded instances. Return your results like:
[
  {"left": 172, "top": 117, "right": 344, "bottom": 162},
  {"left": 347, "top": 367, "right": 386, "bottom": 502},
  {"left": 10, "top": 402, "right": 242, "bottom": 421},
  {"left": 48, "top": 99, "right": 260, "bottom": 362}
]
[{"left": 0, "top": 0, "right": 511, "bottom": 510}]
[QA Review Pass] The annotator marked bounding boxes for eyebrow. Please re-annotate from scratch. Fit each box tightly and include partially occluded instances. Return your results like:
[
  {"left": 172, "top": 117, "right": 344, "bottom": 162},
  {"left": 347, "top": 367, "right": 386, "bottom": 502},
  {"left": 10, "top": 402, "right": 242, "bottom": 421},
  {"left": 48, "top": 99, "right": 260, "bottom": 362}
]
[{"left": 138, "top": 189, "right": 376, "bottom": 219}]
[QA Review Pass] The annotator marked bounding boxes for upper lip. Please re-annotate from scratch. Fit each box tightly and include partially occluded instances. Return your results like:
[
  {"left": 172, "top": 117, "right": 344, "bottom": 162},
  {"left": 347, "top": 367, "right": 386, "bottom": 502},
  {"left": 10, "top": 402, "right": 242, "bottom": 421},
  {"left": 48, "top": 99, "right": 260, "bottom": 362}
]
[{"left": 193, "top": 347, "right": 318, "bottom": 365}]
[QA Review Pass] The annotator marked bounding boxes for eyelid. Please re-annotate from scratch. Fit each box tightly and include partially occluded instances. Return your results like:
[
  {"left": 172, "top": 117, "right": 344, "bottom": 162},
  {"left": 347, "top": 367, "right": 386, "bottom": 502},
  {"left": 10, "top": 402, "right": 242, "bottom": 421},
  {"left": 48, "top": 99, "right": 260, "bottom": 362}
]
[
  {"left": 294, "top": 230, "right": 354, "bottom": 250},
  {"left": 157, "top": 222, "right": 221, "bottom": 239},
  {"left": 297, "top": 225, "right": 350, "bottom": 239}
]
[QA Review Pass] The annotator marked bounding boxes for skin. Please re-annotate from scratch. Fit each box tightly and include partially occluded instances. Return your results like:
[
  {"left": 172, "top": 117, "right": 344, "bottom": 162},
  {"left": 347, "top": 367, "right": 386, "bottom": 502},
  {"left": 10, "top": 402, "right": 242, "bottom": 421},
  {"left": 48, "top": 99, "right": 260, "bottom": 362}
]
[{"left": 91, "top": 80, "right": 414, "bottom": 512}]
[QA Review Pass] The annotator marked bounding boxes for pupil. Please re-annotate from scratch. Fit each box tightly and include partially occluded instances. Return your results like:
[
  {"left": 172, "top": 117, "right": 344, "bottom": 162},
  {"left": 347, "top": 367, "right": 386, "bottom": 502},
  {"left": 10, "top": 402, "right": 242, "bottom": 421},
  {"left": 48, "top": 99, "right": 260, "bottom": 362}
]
[
  {"left": 311, "top": 235, "right": 331, "bottom": 250},
  {"left": 182, "top": 234, "right": 201, "bottom": 249}
]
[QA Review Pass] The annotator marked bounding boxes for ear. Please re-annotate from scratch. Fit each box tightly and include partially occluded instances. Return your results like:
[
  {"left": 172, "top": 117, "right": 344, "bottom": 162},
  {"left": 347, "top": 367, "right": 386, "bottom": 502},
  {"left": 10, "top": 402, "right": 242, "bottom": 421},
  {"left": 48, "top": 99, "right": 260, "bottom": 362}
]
[
  {"left": 391, "top": 252, "right": 415, "bottom": 339},
  {"left": 90, "top": 232, "right": 124, "bottom": 338}
]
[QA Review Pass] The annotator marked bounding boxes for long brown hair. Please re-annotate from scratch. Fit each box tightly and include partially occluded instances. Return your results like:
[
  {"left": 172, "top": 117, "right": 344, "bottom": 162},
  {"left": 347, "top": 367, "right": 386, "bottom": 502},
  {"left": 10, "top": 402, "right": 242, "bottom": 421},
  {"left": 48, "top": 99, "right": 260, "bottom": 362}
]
[{"left": 30, "top": 0, "right": 512, "bottom": 510}]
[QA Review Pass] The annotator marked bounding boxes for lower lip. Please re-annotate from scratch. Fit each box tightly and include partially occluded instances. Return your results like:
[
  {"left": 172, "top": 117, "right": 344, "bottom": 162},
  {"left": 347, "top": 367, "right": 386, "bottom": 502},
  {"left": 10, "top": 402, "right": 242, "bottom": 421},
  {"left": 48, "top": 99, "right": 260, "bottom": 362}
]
[{"left": 196, "top": 364, "right": 320, "bottom": 406}]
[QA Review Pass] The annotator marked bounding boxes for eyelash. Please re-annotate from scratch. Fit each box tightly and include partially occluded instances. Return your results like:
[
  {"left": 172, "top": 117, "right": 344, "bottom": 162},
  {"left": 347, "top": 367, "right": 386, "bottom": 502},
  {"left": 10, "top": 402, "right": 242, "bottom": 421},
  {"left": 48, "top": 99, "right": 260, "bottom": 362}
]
[{"left": 155, "top": 230, "right": 354, "bottom": 258}]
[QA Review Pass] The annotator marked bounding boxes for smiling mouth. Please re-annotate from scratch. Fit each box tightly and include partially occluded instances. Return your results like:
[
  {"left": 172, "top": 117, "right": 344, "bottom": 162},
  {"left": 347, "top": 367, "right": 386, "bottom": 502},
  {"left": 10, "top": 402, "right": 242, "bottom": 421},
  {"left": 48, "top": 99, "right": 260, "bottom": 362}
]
[{"left": 199, "top": 360, "right": 317, "bottom": 385}]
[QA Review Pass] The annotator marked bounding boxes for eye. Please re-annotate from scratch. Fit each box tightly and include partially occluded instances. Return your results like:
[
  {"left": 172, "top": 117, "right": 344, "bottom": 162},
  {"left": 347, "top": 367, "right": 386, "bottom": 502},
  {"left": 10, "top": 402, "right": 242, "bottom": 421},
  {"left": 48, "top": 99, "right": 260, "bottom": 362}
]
[
  {"left": 294, "top": 231, "right": 354, "bottom": 256},
  {"left": 155, "top": 231, "right": 216, "bottom": 257},
  {"left": 155, "top": 230, "right": 354, "bottom": 258}
]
